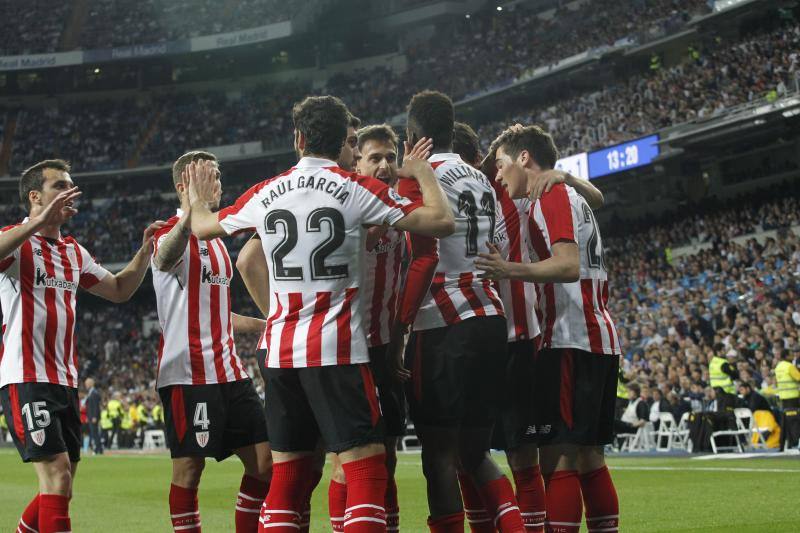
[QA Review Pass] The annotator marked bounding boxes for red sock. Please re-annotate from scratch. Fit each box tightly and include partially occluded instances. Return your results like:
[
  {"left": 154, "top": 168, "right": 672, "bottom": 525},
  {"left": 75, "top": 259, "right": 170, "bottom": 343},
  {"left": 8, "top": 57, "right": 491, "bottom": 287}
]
[
  {"left": 38, "top": 494, "right": 70, "bottom": 533},
  {"left": 579, "top": 466, "right": 619, "bottom": 533},
  {"left": 18, "top": 494, "right": 39, "bottom": 533},
  {"left": 543, "top": 471, "right": 581, "bottom": 533},
  {"left": 512, "top": 466, "right": 546, "bottom": 532},
  {"left": 428, "top": 511, "right": 465, "bottom": 532},
  {"left": 478, "top": 476, "right": 525, "bottom": 533},
  {"left": 341, "top": 454, "right": 388, "bottom": 532},
  {"left": 170, "top": 484, "right": 201, "bottom": 532},
  {"left": 457, "top": 473, "right": 494, "bottom": 533},
  {"left": 259, "top": 457, "right": 313, "bottom": 532},
  {"left": 385, "top": 476, "right": 400, "bottom": 532},
  {"left": 328, "top": 479, "right": 348, "bottom": 532},
  {"left": 236, "top": 475, "right": 269, "bottom": 533},
  {"left": 300, "top": 468, "right": 322, "bottom": 533}
]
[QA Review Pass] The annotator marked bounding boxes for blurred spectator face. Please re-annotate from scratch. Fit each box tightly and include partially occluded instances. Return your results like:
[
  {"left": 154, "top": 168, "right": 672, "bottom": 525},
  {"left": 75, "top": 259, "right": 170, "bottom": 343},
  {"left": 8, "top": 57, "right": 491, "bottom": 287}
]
[
  {"left": 358, "top": 139, "right": 398, "bottom": 186},
  {"left": 704, "top": 387, "right": 715, "bottom": 400}
]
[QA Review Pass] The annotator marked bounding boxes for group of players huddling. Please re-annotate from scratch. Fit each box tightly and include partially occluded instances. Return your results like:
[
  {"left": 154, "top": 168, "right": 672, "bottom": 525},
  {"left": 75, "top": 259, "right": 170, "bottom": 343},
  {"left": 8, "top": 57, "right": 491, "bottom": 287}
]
[{"left": 0, "top": 90, "right": 621, "bottom": 533}]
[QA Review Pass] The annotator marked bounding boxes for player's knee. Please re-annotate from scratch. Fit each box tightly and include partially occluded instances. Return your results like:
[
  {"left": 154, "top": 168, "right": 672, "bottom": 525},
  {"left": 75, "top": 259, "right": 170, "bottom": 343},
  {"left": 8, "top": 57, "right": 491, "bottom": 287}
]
[
  {"left": 173, "top": 458, "right": 205, "bottom": 487},
  {"left": 421, "top": 446, "right": 457, "bottom": 479},
  {"left": 331, "top": 461, "right": 346, "bottom": 484}
]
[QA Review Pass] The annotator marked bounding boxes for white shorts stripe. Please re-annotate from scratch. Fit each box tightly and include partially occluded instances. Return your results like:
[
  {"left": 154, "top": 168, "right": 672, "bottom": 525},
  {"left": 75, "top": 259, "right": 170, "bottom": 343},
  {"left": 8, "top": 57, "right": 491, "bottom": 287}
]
[
  {"left": 235, "top": 506, "right": 261, "bottom": 514},
  {"left": 170, "top": 511, "right": 200, "bottom": 518},
  {"left": 259, "top": 523, "right": 300, "bottom": 529},
  {"left": 521, "top": 511, "right": 547, "bottom": 516},
  {"left": 237, "top": 492, "right": 262, "bottom": 502},
  {"left": 343, "top": 517, "right": 388, "bottom": 527}
]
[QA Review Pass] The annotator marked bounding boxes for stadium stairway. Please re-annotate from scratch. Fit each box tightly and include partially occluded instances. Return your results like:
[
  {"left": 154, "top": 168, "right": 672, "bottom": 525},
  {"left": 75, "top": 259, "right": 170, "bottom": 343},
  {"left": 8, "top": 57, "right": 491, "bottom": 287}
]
[
  {"left": 126, "top": 107, "right": 165, "bottom": 168},
  {"left": 59, "top": 0, "right": 89, "bottom": 52},
  {"left": 0, "top": 110, "right": 18, "bottom": 177}
]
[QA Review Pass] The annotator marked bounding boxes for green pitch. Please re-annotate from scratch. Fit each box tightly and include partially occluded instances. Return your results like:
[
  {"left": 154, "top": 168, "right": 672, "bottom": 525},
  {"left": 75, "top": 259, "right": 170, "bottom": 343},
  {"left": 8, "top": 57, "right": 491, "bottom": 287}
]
[{"left": 1, "top": 448, "right": 798, "bottom": 532}]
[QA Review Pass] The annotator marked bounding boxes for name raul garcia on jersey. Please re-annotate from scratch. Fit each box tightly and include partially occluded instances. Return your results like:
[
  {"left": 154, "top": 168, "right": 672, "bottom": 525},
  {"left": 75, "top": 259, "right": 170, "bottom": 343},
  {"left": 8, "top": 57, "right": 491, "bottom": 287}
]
[{"left": 260, "top": 174, "right": 352, "bottom": 208}]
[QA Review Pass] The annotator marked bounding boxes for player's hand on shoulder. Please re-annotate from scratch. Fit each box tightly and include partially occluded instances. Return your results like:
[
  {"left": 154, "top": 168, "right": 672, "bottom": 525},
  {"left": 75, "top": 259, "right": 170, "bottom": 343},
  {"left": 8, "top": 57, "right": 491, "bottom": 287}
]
[
  {"left": 142, "top": 220, "right": 168, "bottom": 253},
  {"left": 529, "top": 169, "right": 568, "bottom": 202}
]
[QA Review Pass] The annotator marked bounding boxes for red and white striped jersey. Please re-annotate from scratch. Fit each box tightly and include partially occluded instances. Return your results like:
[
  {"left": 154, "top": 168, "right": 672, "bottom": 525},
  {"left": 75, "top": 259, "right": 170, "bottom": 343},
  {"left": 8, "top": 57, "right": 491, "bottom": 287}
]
[
  {"left": 217, "top": 157, "right": 419, "bottom": 368},
  {"left": 0, "top": 222, "right": 111, "bottom": 388},
  {"left": 527, "top": 184, "right": 620, "bottom": 355},
  {"left": 151, "top": 212, "right": 247, "bottom": 387},
  {"left": 362, "top": 227, "right": 404, "bottom": 348},
  {"left": 492, "top": 182, "right": 540, "bottom": 342},
  {"left": 411, "top": 153, "right": 504, "bottom": 331}
]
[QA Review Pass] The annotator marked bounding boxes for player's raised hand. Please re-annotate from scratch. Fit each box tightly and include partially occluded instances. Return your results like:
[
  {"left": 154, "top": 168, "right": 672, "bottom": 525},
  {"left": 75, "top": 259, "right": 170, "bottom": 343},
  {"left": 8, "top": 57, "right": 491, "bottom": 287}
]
[
  {"left": 398, "top": 137, "right": 434, "bottom": 180},
  {"left": 141, "top": 220, "right": 168, "bottom": 253},
  {"left": 33, "top": 187, "right": 82, "bottom": 227},
  {"left": 474, "top": 241, "right": 511, "bottom": 280},
  {"left": 528, "top": 169, "right": 568, "bottom": 201},
  {"left": 183, "top": 160, "right": 217, "bottom": 207}
]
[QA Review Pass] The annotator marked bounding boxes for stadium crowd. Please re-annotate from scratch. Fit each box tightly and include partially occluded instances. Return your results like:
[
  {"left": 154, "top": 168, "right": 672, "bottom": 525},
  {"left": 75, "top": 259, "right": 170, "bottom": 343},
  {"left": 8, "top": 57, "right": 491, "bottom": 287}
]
[{"left": 5, "top": 12, "right": 796, "bottom": 176}]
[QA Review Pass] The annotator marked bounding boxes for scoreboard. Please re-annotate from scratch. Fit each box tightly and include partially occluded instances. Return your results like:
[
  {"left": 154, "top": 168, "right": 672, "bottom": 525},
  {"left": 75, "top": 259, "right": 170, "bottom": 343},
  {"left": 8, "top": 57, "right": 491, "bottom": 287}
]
[{"left": 555, "top": 134, "right": 660, "bottom": 180}]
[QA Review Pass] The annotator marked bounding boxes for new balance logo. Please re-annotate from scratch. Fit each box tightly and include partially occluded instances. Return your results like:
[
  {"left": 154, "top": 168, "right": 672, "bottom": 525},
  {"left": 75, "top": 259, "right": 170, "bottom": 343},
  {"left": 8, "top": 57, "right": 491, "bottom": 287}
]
[
  {"left": 199, "top": 247, "right": 209, "bottom": 257},
  {"left": 35, "top": 268, "right": 77, "bottom": 291},
  {"left": 201, "top": 265, "right": 229, "bottom": 286}
]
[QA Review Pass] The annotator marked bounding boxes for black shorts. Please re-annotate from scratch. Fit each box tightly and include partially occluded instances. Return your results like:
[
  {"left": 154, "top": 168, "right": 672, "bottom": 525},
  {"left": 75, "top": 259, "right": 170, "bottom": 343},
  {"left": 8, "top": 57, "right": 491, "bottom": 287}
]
[
  {"left": 531, "top": 348, "right": 619, "bottom": 446},
  {"left": 492, "top": 339, "right": 537, "bottom": 451},
  {"left": 158, "top": 379, "right": 268, "bottom": 461},
  {"left": 370, "top": 344, "right": 407, "bottom": 438},
  {"left": 405, "top": 316, "right": 508, "bottom": 428},
  {"left": 259, "top": 352, "right": 385, "bottom": 454},
  {"left": 0, "top": 383, "right": 81, "bottom": 463}
]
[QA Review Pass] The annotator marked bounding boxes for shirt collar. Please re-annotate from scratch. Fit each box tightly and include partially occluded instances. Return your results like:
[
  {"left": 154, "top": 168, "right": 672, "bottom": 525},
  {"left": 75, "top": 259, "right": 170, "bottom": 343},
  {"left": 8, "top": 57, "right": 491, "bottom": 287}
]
[
  {"left": 428, "top": 152, "right": 464, "bottom": 164},
  {"left": 296, "top": 157, "right": 339, "bottom": 169}
]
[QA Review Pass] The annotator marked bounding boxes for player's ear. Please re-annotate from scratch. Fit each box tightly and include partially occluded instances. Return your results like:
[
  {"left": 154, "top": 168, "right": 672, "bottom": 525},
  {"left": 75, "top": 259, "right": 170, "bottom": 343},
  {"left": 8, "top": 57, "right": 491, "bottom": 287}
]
[
  {"left": 518, "top": 150, "right": 531, "bottom": 167},
  {"left": 28, "top": 189, "right": 41, "bottom": 208},
  {"left": 294, "top": 129, "right": 305, "bottom": 153}
]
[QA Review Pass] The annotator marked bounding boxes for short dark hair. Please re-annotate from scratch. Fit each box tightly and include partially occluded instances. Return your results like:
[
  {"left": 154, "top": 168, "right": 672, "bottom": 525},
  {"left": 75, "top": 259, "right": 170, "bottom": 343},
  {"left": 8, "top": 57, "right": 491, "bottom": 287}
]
[
  {"left": 19, "top": 159, "right": 71, "bottom": 207},
  {"left": 627, "top": 382, "right": 641, "bottom": 396},
  {"left": 172, "top": 151, "right": 218, "bottom": 187},
  {"left": 453, "top": 122, "right": 481, "bottom": 165},
  {"left": 406, "top": 90, "right": 454, "bottom": 151},
  {"left": 292, "top": 95, "right": 350, "bottom": 161},
  {"left": 493, "top": 125, "right": 559, "bottom": 169},
  {"left": 349, "top": 114, "right": 362, "bottom": 130},
  {"left": 357, "top": 124, "right": 399, "bottom": 151}
]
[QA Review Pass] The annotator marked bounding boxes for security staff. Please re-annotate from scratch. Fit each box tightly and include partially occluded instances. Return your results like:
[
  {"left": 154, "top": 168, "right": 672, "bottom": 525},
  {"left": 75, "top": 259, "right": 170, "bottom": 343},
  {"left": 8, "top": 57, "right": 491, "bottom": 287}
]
[
  {"left": 775, "top": 349, "right": 800, "bottom": 449},
  {"left": 709, "top": 347, "right": 738, "bottom": 410}
]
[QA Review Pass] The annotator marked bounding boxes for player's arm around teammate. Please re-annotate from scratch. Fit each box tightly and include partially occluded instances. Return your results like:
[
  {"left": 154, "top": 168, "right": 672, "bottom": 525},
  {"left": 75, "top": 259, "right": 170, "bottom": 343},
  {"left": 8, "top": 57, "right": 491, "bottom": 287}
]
[{"left": 477, "top": 127, "right": 621, "bottom": 533}]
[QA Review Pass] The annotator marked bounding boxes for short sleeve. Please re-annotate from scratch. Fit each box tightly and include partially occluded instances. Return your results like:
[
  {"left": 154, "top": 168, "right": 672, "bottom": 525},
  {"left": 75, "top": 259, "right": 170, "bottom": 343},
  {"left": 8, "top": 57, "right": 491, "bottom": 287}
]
[
  {"left": 76, "top": 244, "right": 112, "bottom": 289},
  {"left": 0, "top": 225, "right": 21, "bottom": 273},
  {"left": 217, "top": 182, "right": 264, "bottom": 235},
  {"left": 538, "top": 184, "right": 576, "bottom": 246},
  {"left": 354, "top": 175, "right": 421, "bottom": 227}
]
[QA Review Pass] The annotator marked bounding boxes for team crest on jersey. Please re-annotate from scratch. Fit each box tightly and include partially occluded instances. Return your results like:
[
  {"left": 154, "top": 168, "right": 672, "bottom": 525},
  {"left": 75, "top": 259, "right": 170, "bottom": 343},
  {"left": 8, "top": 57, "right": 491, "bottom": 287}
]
[
  {"left": 31, "top": 429, "right": 46, "bottom": 446},
  {"left": 195, "top": 431, "right": 210, "bottom": 448}
]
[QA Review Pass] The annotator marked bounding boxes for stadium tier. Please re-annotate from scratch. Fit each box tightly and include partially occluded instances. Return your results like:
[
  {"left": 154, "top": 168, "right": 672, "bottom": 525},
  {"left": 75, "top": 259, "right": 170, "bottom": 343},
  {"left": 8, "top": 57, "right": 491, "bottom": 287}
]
[{"left": 1, "top": 1, "right": 800, "bottom": 532}]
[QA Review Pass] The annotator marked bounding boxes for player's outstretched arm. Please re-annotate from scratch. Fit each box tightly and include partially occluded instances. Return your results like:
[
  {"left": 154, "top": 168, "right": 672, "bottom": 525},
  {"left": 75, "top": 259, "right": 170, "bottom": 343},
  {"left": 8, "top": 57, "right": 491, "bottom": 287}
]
[
  {"left": 236, "top": 235, "right": 270, "bottom": 318},
  {"left": 231, "top": 313, "right": 266, "bottom": 334},
  {"left": 393, "top": 159, "right": 454, "bottom": 238},
  {"left": 475, "top": 241, "right": 579, "bottom": 283},
  {"left": 88, "top": 220, "right": 167, "bottom": 303},
  {"left": 152, "top": 210, "right": 191, "bottom": 272},
  {"left": 185, "top": 160, "right": 228, "bottom": 240},
  {"left": 528, "top": 169, "right": 604, "bottom": 210},
  {"left": 0, "top": 187, "right": 81, "bottom": 261}
]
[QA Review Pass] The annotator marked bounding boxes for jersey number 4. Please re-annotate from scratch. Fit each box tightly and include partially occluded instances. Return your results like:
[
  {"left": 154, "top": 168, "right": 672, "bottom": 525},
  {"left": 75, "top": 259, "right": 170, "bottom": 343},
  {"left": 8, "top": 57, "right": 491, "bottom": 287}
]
[{"left": 265, "top": 207, "right": 348, "bottom": 281}]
